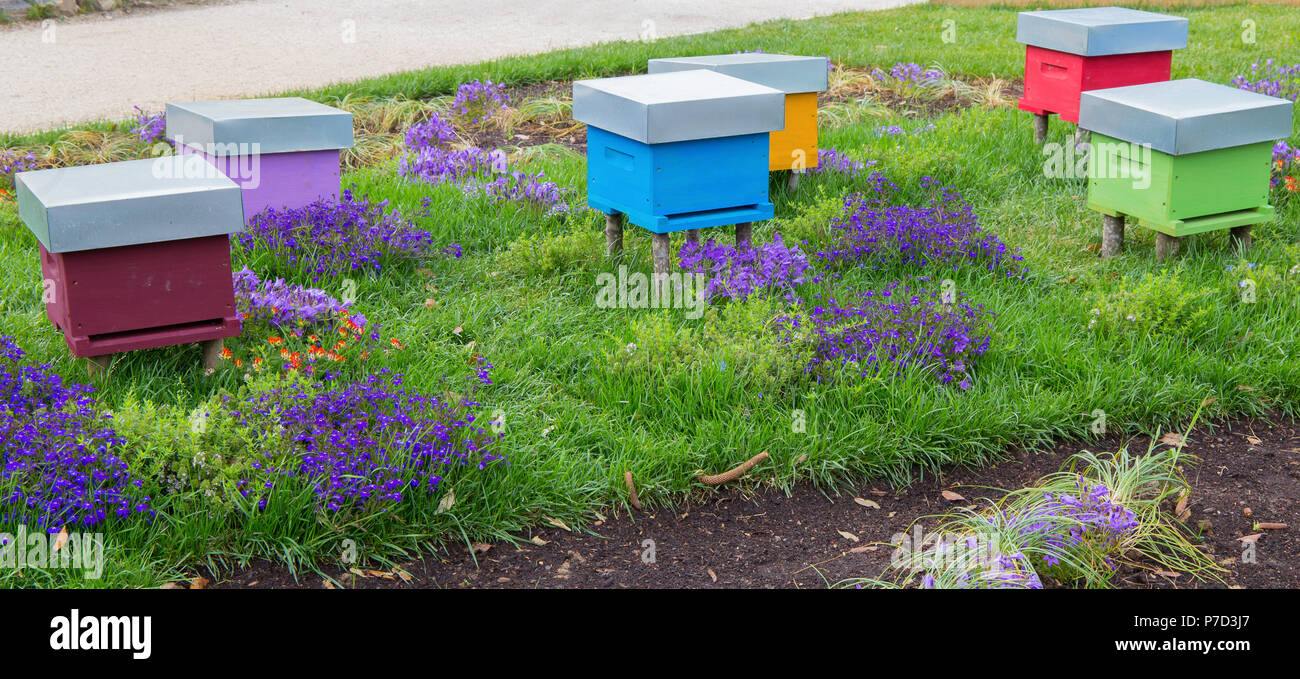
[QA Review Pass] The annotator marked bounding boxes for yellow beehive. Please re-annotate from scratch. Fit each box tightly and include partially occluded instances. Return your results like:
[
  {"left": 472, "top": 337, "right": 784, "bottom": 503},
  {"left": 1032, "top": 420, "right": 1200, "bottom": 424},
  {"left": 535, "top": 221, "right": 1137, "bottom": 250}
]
[{"left": 647, "top": 54, "right": 829, "bottom": 172}]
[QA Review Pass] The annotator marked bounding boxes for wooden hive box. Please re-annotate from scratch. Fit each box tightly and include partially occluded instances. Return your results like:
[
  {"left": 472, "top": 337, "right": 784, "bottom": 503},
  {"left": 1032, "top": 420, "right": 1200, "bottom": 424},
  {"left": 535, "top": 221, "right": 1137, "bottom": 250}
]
[
  {"left": 15, "top": 157, "right": 246, "bottom": 359},
  {"left": 647, "top": 53, "right": 828, "bottom": 172},
  {"left": 1017, "top": 7, "right": 1187, "bottom": 124},
  {"left": 574, "top": 70, "right": 785, "bottom": 233},
  {"left": 1080, "top": 79, "right": 1293, "bottom": 236},
  {"left": 166, "top": 97, "right": 354, "bottom": 222}
]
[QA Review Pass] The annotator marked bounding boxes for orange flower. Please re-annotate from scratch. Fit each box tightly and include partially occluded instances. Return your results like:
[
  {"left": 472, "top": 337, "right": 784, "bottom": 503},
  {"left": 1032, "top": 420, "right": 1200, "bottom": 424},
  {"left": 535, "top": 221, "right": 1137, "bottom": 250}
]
[
  {"left": 338, "top": 326, "right": 349, "bottom": 337},
  {"left": 335, "top": 340, "right": 347, "bottom": 350},
  {"left": 1287, "top": 176, "right": 1298, "bottom": 193},
  {"left": 308, "top": 334, "right": 319, "bottom": 343},
  {"left": 268, "top": 336, "right": 284, "bottom": 346},
  {"left": 390, "top": 339, "right": 405, "bottom": 349},
  {"left": 220, "top": 347, "right": 233, "bottom": 359},
  {"left": 234, "top": 359, "right": 243, "bottom": 368},
  {"left": 253, "top": 357, "right": 263, "bottom": 366},
  {"left": 280, "top": 348, "right": 290, "bottom": 358}
]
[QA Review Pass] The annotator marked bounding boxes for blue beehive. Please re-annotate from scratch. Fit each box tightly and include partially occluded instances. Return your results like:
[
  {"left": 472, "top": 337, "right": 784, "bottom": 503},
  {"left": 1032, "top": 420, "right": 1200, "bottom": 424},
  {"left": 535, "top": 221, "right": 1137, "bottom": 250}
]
[{"left": 573, "top": 70, "right": 785, "bottom": 233}]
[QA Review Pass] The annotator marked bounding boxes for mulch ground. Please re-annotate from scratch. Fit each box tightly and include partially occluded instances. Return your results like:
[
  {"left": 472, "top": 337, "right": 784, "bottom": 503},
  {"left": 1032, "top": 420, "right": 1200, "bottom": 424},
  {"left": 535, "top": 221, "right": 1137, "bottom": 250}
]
[{"left": 213, "top": 414, "right": 1299, "bottom": 589}]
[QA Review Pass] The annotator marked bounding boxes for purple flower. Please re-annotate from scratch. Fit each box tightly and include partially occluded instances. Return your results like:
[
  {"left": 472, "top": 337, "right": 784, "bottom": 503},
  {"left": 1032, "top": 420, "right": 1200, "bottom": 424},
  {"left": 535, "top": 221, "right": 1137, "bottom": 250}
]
[
  {"left": 398, "top": 115, "right": 568, "bottom": 215},
  {"left": 815, "top": 177, "right": 1025, "bottom": 277},
  {"left": 0, "top": 150, "right": 37, "bottom": 188},
  {"left": 872, "top": 62, "right": 944, "bottom": 88},
  {"left": 0, "top": 336, "right": 150, "bottom": 530},
  {"left": 811, "top": 148, "right": 873, "bottom": 178},
  {"left": 404, "top": 114, "right": 457, "bottom": 149},
  {"left": 783, "top": 282, "right": 993, "bottom": 388},
  {"left": 239, "top": 190, "right": 451, "bottom": 280},
  {"left": 678, "top": 234, "right": 811, "bottom": 302},
  {"left": 452, "top": 79, "right": 509, "bottom": 124},
  {"left": 231, "top": 369, "right": 501, "bottom": 513},
  {"left": 232, "top": 267, "right": 365, "bottom": 329},
  {"left": 1231, "top": 61, "right": 1300, "bottom": 102},
  {"left": 130, "top": 106, "right": 166, "bottom": 143}
]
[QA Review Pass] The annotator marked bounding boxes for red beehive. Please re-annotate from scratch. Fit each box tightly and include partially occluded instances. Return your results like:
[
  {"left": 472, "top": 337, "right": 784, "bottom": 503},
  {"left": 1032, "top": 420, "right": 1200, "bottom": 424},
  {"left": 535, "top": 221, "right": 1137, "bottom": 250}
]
[
  {"left": 1016, "top": 7, "right": 1187, "bottom": 125},
  {"left": 15, "top": 157, "right": 246, "bottom": 364}
]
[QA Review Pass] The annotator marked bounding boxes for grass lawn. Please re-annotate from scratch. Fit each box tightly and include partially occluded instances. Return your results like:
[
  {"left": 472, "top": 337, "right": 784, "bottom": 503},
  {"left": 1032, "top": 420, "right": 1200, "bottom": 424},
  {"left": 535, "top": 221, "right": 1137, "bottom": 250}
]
[{"left": 1, "top": 2, "right": 1297, "bottom": 587}]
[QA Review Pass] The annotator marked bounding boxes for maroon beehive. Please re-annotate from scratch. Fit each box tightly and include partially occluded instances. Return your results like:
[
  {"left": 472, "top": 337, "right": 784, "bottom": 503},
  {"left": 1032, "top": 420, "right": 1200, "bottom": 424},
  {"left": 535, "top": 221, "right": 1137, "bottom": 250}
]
[
  {"left": 1016, "top": 7, "right": 1188, "bottom": 125},
  {"left": 15, "top": 157, "right": 246, "bottom": 362}
]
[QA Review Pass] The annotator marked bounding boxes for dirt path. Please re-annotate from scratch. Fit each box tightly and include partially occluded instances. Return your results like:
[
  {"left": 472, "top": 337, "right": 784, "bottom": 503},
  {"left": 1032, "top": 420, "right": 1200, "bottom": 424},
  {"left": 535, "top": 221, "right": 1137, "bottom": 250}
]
[
  {"left": 0, "top": 0, "right": 921, "bottom": 134},
  {"left": 215, "top": 415, "right": 1299, "bottom": 590}
]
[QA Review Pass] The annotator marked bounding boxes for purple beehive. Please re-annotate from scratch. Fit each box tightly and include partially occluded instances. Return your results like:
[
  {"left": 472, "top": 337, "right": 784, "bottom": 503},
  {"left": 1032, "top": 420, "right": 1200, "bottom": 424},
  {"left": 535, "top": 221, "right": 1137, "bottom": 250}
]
[{"left": 166, "top": 97, "right": 354, "bottom": 221}]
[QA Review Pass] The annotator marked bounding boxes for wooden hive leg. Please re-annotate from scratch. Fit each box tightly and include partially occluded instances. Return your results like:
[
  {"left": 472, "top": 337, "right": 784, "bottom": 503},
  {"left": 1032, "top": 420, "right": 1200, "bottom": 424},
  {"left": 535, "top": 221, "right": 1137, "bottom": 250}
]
[
  {"left": 685, "top": 228, "right": 702, "bottom": 244},
  {"left": 1032, "top": 113, "right": 1049, "bottom": 144},
  {"left": 86, "top": 354, "right": 112, "bottom": 375},
  {"left": 1075, "top": 126, "right": 1091, "bottom": 147},
  {"left": 651, "top": 232, "right": 671, "bottom": 276},
  {"left": 787, "top": 171, "right": 801, "bottom": 192},
  {"left": 735, "top": 222, "right": 753, "bottom": 248},
  {"left": 201, "top": 338, "right": 225, "bottom": 370},
  {"left": 604, "top": 212, "right": 624, "bottom": 259},
  {"left": 1229, "top": 224, "right": 1253, "bottom": 253},
  {"left": 1100, "top": 214, "right": 1124, "bottom": 258},
  {"left": 1154, "top": 233, "right": 1181, "bottom": 261}
]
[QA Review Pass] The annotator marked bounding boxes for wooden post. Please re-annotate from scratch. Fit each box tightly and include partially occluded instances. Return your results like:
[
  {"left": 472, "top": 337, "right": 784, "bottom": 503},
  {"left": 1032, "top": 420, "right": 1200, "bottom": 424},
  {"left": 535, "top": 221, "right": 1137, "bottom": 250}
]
[
  {"left": 1101, "top": 214, "right": 1124, "bottom": 258},
  {"left": 201, "top": 338, "right": 225, "bottom": 370},
  {"left": 604, "top": 212, "right": 624, "bottom": 258},
  {"left": 735, "top": 222, "right": 752, "bottom": 248},
  {"left": 86, "top": 355, "right": 111, "bottom": 374},
  {"left": 1075, "top": 126, "right": 1091, "bottom": 177},
  {"left": 651, "top": 232, "right": 671, "bottom": 276},
  {"left": 685, "top": 229, "right": 701, "bottom": 244},
  {"left": 1032, "top": 113, "right": 1049, "bottom": 144},
  {"left": 1229, "top": 224, "right": 1253, "bottom": 253},
  {"left": 787, "top": 171, "right": 801, "bottom": 192},
  {"left": 1154, "top": 232, "right": 1180, "bottom": 261}
]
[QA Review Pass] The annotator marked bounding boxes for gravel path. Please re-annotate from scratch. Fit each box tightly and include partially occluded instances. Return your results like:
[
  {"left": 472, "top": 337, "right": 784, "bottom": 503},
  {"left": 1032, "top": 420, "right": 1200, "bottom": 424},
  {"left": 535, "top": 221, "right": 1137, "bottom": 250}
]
[{"left": 1, "top": 0, "right": 920, "bottom": 134}]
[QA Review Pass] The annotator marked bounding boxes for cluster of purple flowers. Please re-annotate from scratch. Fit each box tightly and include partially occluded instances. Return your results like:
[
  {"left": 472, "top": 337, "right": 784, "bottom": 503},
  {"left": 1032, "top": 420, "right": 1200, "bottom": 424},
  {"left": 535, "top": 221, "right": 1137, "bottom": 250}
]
[
  {"left": 815, "top": 178, "right": 1023, "bottom": 276},
  {"left": 1030, "top": 481, "right": 1140, "bottom": 567},
  {"left": 452, "top": 79, "right": 509, "bottom": 124},
  {"left": 461, "top": 169, "right": 568, "bottom": 209},
  {"left": 1230, "top": 60, "right": 1300, "bottom": 102},
  {"left": 678, "top": 234, "right": 811, "bottom": 302},
  {"left": 0, "top": 336, "right": 149, "bottom": 531},
  {"left": 920, "top": 551, "right": 1043, "bottom": 589},
  {"left": 239, "top": 190, "right": 444, "bottom": 280},
  {"left": 232, "top": 370, "right": 501, "bottom": 513},
  {"left": 398, "top": 113, "right": 568, "bottom": 214},
  {"left": 401, "top": 143, "right": 504, "bottom": 184},
  {"left": 0, "top": 150, "right": 38, "bottom": 187},
  {"left": 790, "top": 282, "right": 992, "bottom": 388},
  {"left": 404, "top": 115, "right": 458, "bottom": 150},
  {"left": 232, "top": 267, "right": 365, "bottom": 329},
  {"left": 130, "top": 106, "right": 166, "bottom": 143},
  {"left": 811, "top": 148, "right": 873, "bottom": 178},
  {"left": 873, "top": 61, "right": 944, "bottom": 87}
]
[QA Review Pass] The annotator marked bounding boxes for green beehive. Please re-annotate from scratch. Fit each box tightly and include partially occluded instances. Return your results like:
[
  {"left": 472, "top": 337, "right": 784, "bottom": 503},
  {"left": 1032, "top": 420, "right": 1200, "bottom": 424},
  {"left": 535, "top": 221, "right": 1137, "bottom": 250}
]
[
  {"left": 1086, "top": 134, "right": 1274, "bottom": 236},
  {"left": 1078, "top": 79, "right": 1292, "bottom": 257}
]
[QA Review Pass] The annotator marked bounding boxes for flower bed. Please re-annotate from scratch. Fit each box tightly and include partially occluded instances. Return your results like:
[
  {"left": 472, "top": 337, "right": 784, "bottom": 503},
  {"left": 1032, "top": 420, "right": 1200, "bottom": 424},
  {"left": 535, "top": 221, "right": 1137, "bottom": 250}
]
[{"left": 0, "top": 337, "right": 150, "bottom": 531}]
